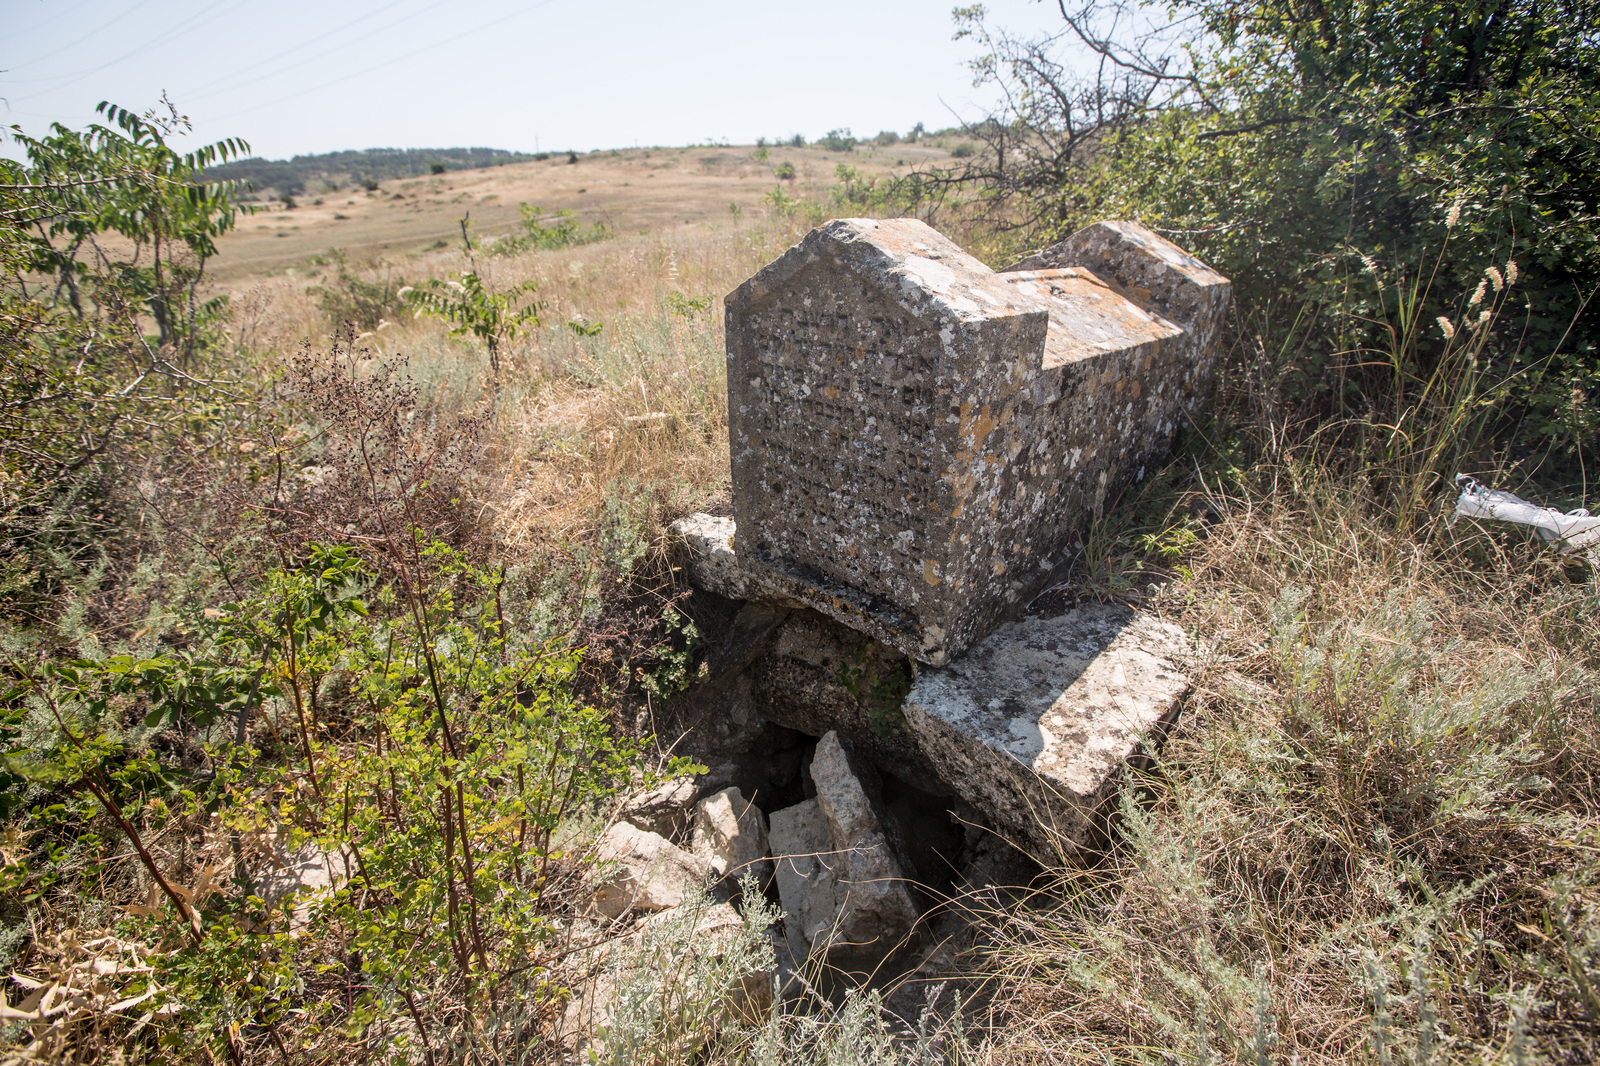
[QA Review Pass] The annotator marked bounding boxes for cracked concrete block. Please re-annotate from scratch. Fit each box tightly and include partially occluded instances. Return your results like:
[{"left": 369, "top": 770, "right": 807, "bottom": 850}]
[{"left": 903, "top": 603, "right": 1191, "bottom": 862}]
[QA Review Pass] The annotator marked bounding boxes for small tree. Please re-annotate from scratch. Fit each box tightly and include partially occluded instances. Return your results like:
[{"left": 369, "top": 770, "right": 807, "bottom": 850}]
[
  {"left": 819, "top": 128, "right": 858, "bottom": 152},
  {"left": 13, "top": 96, "right": 251, "bottom": 362},
  {"left": 403, "top": 216, "right": 542, "bottom": 377}
]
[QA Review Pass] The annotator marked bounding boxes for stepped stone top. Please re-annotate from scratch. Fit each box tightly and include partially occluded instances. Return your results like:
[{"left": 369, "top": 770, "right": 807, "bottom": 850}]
[{"left": 725, "top": 216, "right": 1228, "bottom": 666}]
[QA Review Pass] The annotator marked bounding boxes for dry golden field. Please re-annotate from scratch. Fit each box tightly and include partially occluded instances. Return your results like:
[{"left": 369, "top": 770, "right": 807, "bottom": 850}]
[
  {"left": 209, "top": 142, "right": 952, "bottom": 280},
  {"left": 205, "top": 140, "right": 964, "bottom": 556}
]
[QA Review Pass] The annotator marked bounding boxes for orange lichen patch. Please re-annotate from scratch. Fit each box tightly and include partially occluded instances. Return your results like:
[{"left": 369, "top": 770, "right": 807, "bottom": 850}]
[
  {"left": 959, "top": 401, "right": 1000, "bottom": 447},
  {"left": 1001, "top": 268, "right": 1183, "bottom": 370}
]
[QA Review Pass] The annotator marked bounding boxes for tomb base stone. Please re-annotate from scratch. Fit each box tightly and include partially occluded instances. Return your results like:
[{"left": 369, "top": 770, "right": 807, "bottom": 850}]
[{"left": 901, "top": 603, "right": 1192, "bottom": 862}]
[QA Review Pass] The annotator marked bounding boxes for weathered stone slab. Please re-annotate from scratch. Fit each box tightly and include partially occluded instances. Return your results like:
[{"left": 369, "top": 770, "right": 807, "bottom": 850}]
[
  {"left": 902, "top": 604, "right": 1191, "bottom": 862},
  {"left": 769, "top": 798, "right": 840, "bottom": 963},
  {"left": 591, "top": 822, "right": 711, "bottom": 919},
  {"left": 725, "top": 217, "right": 1228, "bottom": 665},
  {"left": 767, "top": 733, "right": 920, "bottom": 968},
  {"left": 668, "top": 513, "right": 751, "bottom": 600},
  {"left": 808, "top": 732, "right": 919, "bottom": 956},
  {"left": 619, "top": 776, "right": 697, "bottom": 840}
]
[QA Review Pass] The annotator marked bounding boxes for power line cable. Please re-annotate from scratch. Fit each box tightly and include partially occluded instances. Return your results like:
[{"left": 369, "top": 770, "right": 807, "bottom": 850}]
[
  {"left": 184, "top": 0, "right": 457, "bottom": 103},
  {"left": 6, "top": 0, "right": 100, "bottom": 43},
  {"left": 9, "top": 0, "right": 252, "bottom": 98},
  {"left": 2, "top": 0, "right": 161, "bottom": 72},
  {"left": 204, "top": 0, "right": 561, "bottom": 123},
  {"left": 177, "top": 0, "right": 417, "bottom": 98}
]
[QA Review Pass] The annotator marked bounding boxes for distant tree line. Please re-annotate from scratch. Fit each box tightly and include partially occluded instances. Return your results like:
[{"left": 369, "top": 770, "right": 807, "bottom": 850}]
[{"left": 202, "top": 146, "right": 545, "bottom": 199}]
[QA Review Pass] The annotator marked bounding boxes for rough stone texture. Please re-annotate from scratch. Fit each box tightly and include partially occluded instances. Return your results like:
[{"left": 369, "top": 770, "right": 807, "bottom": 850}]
[
  {"left": 694, "top": 749, "right": 806, "bottom": 813},
  {"left": 659, "top": 667, "right": 798, "bottom": 760},
  {"left": 704, "top": 602, "right": 791, "bottom": 679},
  {"left": 903, "top": 603, "right": 1191, "bottom": 862},
  {"left": 726, "top": 217, "right": 1229, "bottom": 665},
  {"left": 619, "top": 776, "right": 698, "bottom": 840},
  {"left": 591, "top": 822, "right": 712, "bottom": 919},
  {"left": 668, "top": 513, "right": 752, "bottom": 600},
  {"left": 807, "top": 732, "right": 920, "bottom": 957},
  {"left": 1005, "top": 220, "right": 1230, "bottom": 355},
  {"left": 769, "top": 798, "right": 840, "bottom": 964},
  {"left": 255, "top": 842, "right": 352, "bottom": 932},
  {"left": 692, "top": 786, "right": 773, "bottom": 887},
  {"left": 749, "top": 607, "right": 947, "bottom": 788}
]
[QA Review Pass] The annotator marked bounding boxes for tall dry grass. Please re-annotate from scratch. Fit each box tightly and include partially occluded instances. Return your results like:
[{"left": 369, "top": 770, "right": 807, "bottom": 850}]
[
  {"left": 961, "top": 418, "right": 1600, "bottom": 1063},
  {"left": 229, "top": 212, "right": 811, "bottom": 561}
]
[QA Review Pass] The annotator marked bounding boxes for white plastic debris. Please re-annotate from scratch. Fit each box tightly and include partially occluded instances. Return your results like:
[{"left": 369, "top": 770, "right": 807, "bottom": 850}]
[{"left": 1453, "top": 475, "right": 1600, "bottom": 560}]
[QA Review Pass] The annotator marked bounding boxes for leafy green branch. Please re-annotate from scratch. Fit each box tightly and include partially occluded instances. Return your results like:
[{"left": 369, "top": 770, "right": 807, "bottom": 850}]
[{"left": 401, "top": 215, "right": 542, "bottom": 377}]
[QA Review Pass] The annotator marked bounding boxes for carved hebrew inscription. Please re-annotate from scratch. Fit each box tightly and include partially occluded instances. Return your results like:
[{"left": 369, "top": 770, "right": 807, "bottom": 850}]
[{"left": 737, "top": 264, "right": 940, "bottom": 607}]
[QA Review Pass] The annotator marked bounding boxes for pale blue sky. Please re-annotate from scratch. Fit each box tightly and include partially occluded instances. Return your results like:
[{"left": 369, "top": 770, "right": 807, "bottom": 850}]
[{"left": 1, "top": 0, "right": 1066, "bottom": 160}]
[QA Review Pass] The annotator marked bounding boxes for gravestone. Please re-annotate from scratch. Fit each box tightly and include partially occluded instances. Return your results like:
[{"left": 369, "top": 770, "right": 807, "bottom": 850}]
[{"left": 726, "top": 217, "right": 1228, "bottom": 666}]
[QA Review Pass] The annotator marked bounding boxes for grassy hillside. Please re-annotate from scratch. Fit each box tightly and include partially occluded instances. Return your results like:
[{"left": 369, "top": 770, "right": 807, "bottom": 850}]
[{"left": 204, "top": 142, "right": 951, "bottom": 280}]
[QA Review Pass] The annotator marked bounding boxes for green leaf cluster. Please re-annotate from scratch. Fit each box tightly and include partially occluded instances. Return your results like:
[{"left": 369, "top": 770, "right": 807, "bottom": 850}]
[
  {"left": 489, "top": 202, "right": 609, "bottom": 256},
  {"left": 403, "top": 270, "right": 542, "bottom": 376},
  {"left": 986, "top": 0, "right": 1600, "bottom": 455},
  {"left": 5, "top": 539, "right": 665, "bottom": 1059}
]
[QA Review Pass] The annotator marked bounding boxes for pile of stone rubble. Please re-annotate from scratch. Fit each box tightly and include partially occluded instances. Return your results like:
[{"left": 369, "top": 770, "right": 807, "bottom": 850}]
[{"left": 589, "top": 729, "right": 923, "bottom": 981}]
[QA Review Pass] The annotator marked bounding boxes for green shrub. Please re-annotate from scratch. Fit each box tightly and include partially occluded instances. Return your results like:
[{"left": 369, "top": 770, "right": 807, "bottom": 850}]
[
  {"left": 960, "top": 0, "right": 1600, "bottom": 457},
  {"left": 818, "top": 128, "right": 857, "bottom": 152},
  {"left": 8, "top": 539, "right": 669, "bottom": 1061},
  {"left": 404, "top": 269, "right": 541, "bottom": 376},
  {"left": 490, "top": 202, "right": 608, "bottom": 256},
  {"left": 311, "top": 249, "right": 408, "bottom": 330},
  {"left": 773, "top": 161, "right": 796, "bottom": 180},
  {"left": 950, "top": 141, "right": 976, "bottom": 158}
]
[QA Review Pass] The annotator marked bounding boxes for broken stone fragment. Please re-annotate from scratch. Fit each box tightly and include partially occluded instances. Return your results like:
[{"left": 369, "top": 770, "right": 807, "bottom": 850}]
[
  {"left": 668, "top": 513, "right": 752, "bottom": 600},
  {"left": 903, "top": 603, "right": 1191, "bottom": 862},
  {"left": 692, "top": 786, "right": 773, "bottom": 887},
  {"left": 619, "top": 776, "right": 698, "bottom": 840},
  {"left": 768, "top": 734, "right": 921, "bottom": 970},
  {"left": 591, "top": 822, "right": 711, "bottom": 919},
  {"left": 807, "top": 732, "right": 919, "bottom": 958},
  {"left": 768, "top": 797, "right": 840, "bottom": 964}
]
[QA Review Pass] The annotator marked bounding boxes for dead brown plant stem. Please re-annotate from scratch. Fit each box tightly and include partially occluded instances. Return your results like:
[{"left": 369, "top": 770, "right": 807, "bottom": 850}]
[{"left": 281, "top": 607, "right": 326, "bottom": 808}]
